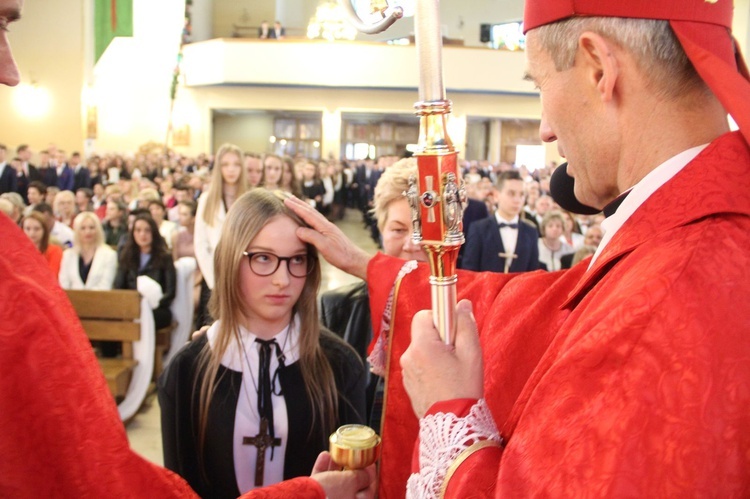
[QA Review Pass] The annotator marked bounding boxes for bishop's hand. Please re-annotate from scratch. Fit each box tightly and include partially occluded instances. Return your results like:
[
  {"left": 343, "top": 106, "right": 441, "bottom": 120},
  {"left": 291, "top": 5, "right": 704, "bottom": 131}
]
[
  {"left": 401, "top": 299, "right": 484, "bottom": 418},
  {"left": 284, "top": 194, "right": 371, "bottom": 280}
]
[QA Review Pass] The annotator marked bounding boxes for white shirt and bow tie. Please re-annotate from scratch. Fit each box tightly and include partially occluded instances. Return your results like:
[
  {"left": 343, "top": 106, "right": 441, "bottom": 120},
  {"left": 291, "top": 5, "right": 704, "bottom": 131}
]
[{"left": 495, "top": 213, "right": 519, "bottom": 271}]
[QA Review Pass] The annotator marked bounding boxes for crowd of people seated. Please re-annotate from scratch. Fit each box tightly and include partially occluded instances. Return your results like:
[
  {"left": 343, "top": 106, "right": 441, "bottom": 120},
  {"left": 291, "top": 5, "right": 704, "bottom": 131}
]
[
  {"left": 0, "top": 139, "right": 621, "bottom": 495},
  {"left": 1, "top": 141, "right": 606, "bottom": 328},
  {"left": 459, "top": 163, "right": 605, "bottom": 273}
]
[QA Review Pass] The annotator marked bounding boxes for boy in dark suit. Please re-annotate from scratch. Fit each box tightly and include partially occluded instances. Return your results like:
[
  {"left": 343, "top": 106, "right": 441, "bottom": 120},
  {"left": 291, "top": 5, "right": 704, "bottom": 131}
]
[
  {"left": 70, "top": 152, "right": 91, "bottom": 191},
  {"left": 461, "top": 170, "right": 540, "bottom": 273},
  {"left": 0, "top": 144, "right": 16, "bottom": 195}
]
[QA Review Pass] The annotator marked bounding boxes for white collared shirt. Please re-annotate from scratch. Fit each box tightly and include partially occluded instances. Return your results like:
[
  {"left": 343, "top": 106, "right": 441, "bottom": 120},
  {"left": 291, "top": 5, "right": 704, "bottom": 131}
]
[
  {"left": 590, "top": 144, "right": 708, "bottom": 268},
  {"left": 207, "top": 317, "right": 301, "bottom": 492}
]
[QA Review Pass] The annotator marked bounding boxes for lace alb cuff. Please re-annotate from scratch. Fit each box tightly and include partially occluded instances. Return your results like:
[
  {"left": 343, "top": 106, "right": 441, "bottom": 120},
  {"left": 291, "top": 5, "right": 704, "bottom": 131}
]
[{"left": 406, "top": 399, "right": 502, "bottom": 498}]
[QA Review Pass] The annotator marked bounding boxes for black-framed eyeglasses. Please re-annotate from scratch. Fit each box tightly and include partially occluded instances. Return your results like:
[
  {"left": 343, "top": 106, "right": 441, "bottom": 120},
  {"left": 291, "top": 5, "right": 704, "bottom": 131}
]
[{"left": 242, "top": 251, "right": 315, "bottom": 278}]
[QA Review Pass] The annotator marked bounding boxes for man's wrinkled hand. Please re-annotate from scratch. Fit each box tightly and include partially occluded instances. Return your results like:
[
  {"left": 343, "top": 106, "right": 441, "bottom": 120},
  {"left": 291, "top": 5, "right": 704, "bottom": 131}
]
[
  {"left": 401, "top": 300, "right": 484, "bottom": 418},
  {"left": 284, "top": 194, "right": 371, "bottom": 279}
]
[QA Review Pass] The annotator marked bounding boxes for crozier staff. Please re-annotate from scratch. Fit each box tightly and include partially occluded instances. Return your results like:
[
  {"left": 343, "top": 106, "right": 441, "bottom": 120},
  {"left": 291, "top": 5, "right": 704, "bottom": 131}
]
[{"left": 286, "top": 0, "right": 750, "bottom": 495}]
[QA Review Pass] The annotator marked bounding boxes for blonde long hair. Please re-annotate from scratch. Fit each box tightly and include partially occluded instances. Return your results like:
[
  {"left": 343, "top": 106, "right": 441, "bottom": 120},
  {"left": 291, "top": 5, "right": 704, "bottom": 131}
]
[
  {"left": 201, "top": 143, "right": 249, "bottom": 226},
  {"left": 196, "top": 189, "right": 338, "bottom": 455}
]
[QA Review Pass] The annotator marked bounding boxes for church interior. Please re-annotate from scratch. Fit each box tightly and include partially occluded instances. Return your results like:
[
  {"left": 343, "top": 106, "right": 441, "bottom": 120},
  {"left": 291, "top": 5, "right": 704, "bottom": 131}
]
[{"left": 2, "top": 0, "right": 750, "bottom": 483}]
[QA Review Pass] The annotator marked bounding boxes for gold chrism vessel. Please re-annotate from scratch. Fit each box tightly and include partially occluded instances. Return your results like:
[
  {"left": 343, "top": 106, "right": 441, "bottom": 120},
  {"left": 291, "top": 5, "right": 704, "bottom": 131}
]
[{"left": 329, "top": 424, "right": 382, "bottom": 470}]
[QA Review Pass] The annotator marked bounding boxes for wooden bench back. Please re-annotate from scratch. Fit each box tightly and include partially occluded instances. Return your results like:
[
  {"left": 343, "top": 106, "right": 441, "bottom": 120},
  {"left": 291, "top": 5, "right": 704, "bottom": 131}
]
[
  {"left": 66, "top": 289, "right": 141, "bottom": 357},
  {"left": 66, "top": 289, "right": 146, "bottom": 404}
]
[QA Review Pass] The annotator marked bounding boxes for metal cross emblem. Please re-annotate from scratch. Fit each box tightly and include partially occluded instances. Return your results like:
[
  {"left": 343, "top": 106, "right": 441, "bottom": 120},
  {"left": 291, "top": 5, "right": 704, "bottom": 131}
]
[{"left": 243, "top": 417, "right": 282, "bottom": 486}]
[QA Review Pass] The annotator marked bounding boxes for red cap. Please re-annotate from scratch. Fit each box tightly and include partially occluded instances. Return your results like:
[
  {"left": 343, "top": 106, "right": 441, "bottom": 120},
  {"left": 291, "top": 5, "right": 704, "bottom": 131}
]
[{"left": 523, "top": 0, "right": 750, "bottom": 144}]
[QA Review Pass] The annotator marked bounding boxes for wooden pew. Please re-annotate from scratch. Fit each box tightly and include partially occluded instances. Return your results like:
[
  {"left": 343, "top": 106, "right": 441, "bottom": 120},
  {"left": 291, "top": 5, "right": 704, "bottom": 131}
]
[{"left": 66, "top": 289, "right": 141, "bottom": 403}]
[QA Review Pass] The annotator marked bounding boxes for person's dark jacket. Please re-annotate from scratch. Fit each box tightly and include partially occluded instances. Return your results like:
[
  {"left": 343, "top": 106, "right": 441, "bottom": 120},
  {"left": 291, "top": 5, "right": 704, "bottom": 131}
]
[
  {"left": 320, "top": 281, "right": 380, "bottom": 426},
  {"left": 158, "top": 330, "right": 365, "bottom": 499},
  {"left": 114, "top": 252, "right": 176, "bottom": 328}
]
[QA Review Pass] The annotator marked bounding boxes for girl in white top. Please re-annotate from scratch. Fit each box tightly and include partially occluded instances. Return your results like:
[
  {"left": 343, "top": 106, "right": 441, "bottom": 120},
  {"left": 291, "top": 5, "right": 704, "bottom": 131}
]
[
  {"left": 158, "top": 189, "right": 365, "bottom": 496},
  {"left": 59, "top": 211, "right": 118, "bottom": 290},
  {"left": 537, "top": 210, "right": 574, "bottom": 272},
  {"left": 194, "top": 143, "right": 249, "bottom": 290}
]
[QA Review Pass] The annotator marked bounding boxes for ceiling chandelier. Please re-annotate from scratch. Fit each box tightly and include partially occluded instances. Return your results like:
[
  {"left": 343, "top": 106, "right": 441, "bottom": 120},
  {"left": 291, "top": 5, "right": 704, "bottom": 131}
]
[{"left": 307, "top": 2, "right": 359, "bottom": 41}]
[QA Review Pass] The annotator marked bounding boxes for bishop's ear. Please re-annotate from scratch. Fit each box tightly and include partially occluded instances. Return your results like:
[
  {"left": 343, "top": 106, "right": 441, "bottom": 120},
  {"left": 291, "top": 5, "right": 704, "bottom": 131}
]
[{"left": 577, "top": 31, "right": 619, "bottom": 102}]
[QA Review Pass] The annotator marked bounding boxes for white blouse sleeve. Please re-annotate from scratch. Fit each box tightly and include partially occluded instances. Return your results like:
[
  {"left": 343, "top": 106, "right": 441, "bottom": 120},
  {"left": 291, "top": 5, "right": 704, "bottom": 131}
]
[{"left": 193, "top": 193, "right": 215, "bottom": 289}]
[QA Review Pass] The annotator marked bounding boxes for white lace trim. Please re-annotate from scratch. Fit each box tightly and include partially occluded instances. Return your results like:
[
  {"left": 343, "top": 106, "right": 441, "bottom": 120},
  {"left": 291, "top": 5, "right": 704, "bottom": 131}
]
[
  {"left": 367, "top": 259, "right": 419, "bottom": 376},
  {"left": 406, "top": 399, "right": 502, "bottom": 498}
]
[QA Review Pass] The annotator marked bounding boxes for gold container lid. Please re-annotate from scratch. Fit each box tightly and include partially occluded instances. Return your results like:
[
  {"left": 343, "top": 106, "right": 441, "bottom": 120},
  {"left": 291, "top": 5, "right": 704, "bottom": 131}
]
[{"left": 329, "top": 424, "right": 381, "bottom": 450}]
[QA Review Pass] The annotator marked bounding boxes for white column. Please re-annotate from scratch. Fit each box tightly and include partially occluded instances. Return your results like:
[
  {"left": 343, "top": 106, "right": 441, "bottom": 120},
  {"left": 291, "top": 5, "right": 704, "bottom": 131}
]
[
  {"left": 733, "top": 0, "right": 750, "bottom": 56},
  {"left": 276, "top": 0, "right": 316, "bottom": 34},
  {"left": 448, "top": 113, "right": 467, "bottom": 160},
  {"left": 191, "top": 0, "right": 213, "bottom": 42},
  {"left": 488, "top": 118, "right": 501, "bottom": 164},
  {"left": 322, "top": 109, "right": 342, "bottom": 160}
]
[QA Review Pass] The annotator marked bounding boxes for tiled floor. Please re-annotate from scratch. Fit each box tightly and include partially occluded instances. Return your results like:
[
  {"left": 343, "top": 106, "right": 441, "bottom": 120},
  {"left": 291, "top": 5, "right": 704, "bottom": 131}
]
[{"left": 126, "top": 207, "right": 380, "bottom": 466}]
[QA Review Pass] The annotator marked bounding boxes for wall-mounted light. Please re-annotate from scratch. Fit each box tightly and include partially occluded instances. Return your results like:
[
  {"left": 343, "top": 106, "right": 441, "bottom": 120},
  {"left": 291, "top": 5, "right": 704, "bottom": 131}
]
[
  {"left": 269, "top": 136, "right": 277, "bottom": 143},
  {"left": 13, "top": 81, "right": 51, "bottom": 118}
]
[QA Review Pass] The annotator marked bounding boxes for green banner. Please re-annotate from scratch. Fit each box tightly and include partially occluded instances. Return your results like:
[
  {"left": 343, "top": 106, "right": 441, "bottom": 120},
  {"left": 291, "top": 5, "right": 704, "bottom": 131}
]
[{"left": 94, "top": 0, "right": 134, "bottom": 63}]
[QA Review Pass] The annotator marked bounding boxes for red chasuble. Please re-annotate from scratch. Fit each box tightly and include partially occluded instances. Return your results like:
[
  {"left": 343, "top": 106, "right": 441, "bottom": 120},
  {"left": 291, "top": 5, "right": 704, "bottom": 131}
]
[
  {"left": 369, "top": 132, "right": 750, "bottom": 497},
  {"left": 0, "top": 217, "right": 324, "bottom": 498}
]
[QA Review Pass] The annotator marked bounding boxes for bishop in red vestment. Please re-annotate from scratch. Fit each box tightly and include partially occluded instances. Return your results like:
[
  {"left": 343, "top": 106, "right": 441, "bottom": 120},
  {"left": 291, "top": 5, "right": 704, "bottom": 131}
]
[
  {"left": 282, "top": 0, "right": 750, "bottom": 496},
  {"left": 369, "top": 132, "right": 750, "bottom": 497}
]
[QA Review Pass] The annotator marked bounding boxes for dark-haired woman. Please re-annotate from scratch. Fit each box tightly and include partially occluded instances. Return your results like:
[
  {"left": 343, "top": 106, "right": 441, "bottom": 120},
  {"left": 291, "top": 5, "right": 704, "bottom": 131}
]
[{"left": 115, "top": 213, "right": 176, "bottom": 329}]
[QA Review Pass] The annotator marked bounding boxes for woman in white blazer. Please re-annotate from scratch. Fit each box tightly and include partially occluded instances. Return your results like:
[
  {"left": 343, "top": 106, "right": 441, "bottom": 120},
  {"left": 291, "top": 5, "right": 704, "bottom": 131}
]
[{"left": 59, "top": 212, "right": 117, "bottom": 290}]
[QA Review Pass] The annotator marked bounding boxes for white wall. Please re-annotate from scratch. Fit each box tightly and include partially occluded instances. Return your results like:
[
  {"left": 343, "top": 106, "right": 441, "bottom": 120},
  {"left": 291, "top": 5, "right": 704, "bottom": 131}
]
[
  {"left": 212, "top": 0, "right": 276, "bottom": 38},
  {"left": 735, "top": 0, "right": 750, "bottom": 55},
  {"left": 212, "top": 112, "right": 275, "bottom": 154},
  {"left": 181, "top": 38, "right": 535, "bottom": 94},
  {"left": 0, "top": 0, "right": 84, "bottom": 156},
  {"left": 90, "top": 0, "right": 184, "bottom": 154}
]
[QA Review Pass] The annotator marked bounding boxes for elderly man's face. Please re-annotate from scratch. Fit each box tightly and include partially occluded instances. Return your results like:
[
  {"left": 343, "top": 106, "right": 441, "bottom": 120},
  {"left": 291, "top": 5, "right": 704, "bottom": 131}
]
[
  {"left": 525, "top": 30, "right": 619, "bottom": 210},
  {"left": 584, "top": 225, "right": 603, "bottom": 247}
]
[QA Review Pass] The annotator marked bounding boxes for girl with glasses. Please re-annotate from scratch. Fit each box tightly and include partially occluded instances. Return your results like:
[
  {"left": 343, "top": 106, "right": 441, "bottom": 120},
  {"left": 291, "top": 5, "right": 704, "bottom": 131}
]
[{"left": 158, "top": 189, "right": 366, "bottom": 498}]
